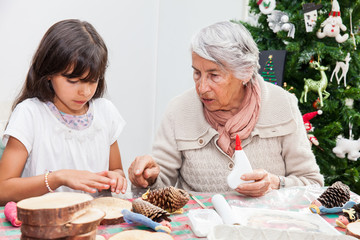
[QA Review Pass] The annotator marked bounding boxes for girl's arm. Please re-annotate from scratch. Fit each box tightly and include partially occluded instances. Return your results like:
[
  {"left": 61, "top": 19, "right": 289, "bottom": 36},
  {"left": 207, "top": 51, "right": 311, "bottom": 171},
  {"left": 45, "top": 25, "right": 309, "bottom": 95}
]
[
  {"left": 0, "top": 137, "right": 115, "bottom": 205},
  {"left": 0, "top": 137, "right": 49, "bottom": 205},
  {"left": 108, "top": 141, "right": 127, "bottom": 194}
]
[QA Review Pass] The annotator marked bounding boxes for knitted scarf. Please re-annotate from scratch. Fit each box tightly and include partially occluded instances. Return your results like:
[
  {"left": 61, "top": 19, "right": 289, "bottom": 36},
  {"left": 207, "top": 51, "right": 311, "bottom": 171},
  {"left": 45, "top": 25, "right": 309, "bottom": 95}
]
[{"left": 204, "top": 77, "right": 261, "bottom": 157}]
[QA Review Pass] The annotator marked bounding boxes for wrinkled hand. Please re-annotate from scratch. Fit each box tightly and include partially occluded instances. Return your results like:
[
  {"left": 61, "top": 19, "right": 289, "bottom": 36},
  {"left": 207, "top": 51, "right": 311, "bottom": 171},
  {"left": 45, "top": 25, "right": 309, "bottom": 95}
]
[
  {"left": 235, "top": 169, "right": 279, "bottom": 197},
  {"left": 56, "top": 169, "right": 114, "bottom": 194},
  {"left": 102, "top": 170, "right": 127, "bottom": 194},
  {"left": 128, "top": 155, "right": 160, "bottom": 188}
]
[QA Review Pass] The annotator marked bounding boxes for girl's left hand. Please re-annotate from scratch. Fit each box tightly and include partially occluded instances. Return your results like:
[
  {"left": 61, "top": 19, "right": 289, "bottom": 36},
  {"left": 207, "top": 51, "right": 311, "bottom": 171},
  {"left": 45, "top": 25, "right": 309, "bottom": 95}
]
[
  {"left": 97, "top": 170, "right": 127, "bottom": 194},
  {"left": 234, "top": 169, "right": 279, "bottom": 197}
]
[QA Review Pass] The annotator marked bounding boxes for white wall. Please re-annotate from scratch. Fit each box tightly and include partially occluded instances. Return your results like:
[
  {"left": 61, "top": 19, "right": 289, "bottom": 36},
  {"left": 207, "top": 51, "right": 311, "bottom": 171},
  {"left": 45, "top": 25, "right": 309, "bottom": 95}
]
[{"left": 0, "top": 0, "right": 248, "bottom": 181}]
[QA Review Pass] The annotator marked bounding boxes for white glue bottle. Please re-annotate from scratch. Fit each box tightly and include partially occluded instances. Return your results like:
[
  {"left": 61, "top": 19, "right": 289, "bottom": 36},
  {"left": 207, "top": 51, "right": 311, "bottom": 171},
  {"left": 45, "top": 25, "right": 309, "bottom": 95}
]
[{"left": 227, "top": 134, "right": 253, "bottom": 189}]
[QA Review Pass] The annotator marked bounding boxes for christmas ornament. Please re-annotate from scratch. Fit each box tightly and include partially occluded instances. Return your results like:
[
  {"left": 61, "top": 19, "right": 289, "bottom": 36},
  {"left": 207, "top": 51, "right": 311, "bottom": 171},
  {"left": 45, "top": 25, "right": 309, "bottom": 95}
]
[
  {"left": 303, "top": 2, "right": 323, "bottom": 32},
  {"left": 299, "top": 60, "right": 330, "bottom": 107},
  {"left": 267, "top": 10, "right": 295, "bottom": 38},
  {"left": 332, "top": 135, "right": 360, "bottom": 161},
  {"left": 330, "top": 53, "right": 351, "bottom": 87},
  {"left": 309, "top": 181, "right": 351, "bottom": 214},
  {"left": 316, "top": 0, "right": 349, "bottom": 43},
  {"left": 142, "top": 186, "right": 190, "bottom": 213},
  {"left": 257, "top": 0, "right": 276, "bottom": 15},
  {"left": 312, "top": 98, "right": 321, "bottom": 109},
  {"left": 261, "top": 55, "right": 277, "bottom": 84},
  {"left": 350, "top": 9, "right": 357, "bottom": 50},
  {"left": 132, "top": 198, "right": 171, "bottom": 223},
  {"left": 302, "top": 110, "right": 322, "bottom": 146},
  {"left": 336, "top": 203, "right": 360, "bottom": 229}
]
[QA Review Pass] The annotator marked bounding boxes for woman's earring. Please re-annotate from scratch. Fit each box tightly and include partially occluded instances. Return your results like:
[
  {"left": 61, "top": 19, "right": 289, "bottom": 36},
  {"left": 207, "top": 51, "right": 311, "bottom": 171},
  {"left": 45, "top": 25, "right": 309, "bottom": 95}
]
[{"left": 243, "top": 81, "right": 248, "bottom": 86}]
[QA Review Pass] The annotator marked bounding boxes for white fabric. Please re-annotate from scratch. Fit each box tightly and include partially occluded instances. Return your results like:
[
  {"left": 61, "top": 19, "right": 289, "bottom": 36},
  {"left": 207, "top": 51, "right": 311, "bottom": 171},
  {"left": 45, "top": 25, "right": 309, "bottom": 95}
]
[{"left": 2, "top": 97, "right": 125, "bottom": 193}]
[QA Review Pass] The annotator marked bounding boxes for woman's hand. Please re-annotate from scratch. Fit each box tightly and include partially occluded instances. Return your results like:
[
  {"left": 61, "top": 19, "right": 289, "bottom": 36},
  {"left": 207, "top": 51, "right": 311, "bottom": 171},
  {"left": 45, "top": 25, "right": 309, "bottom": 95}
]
[
  {"left": 235, "top": 169, "right": 280, "bottom": 197},
  {"left": 128, "top": 155, "right": 160, "bottom": 188},
  {"left": 53, "top": 169, "right": 114, "bottom": 194},
  {"left": 102, "top": 169, "right": 127, "bottom": 194}
]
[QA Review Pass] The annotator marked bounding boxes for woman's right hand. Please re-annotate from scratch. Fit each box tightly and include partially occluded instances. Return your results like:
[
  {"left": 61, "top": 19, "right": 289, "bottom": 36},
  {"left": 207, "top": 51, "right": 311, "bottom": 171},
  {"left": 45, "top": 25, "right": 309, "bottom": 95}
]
[
  {"left": 52, "top": 169, "right": 114, "bottom": 193},
  {"left": 128, "top": 155, "right": 160, "bottom": 188}
]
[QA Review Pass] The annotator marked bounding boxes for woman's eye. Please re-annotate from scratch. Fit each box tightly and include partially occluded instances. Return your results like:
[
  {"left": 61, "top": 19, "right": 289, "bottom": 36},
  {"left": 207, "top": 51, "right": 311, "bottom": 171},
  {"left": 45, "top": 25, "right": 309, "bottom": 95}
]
[
  {"left": 210, "top": 73, "right": 221, "bottom": 82},
  {"left": 193, "top": 71, "right": 200, "bottom": 80}
]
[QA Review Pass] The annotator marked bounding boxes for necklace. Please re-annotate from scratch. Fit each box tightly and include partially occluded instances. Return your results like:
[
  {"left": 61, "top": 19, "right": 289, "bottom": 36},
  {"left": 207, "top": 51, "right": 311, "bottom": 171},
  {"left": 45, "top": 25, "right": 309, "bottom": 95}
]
[{"left": 57, "top": 104, "right": 90, "bottom": 130}]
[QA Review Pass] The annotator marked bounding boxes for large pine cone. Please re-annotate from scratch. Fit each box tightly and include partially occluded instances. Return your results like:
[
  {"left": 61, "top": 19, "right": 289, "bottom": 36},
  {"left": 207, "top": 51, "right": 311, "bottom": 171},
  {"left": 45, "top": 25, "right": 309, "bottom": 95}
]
[
  {"left": 142, "top": 186, "right": 190, "bottom": 212},
  {"left": 318, "top": 181, "right": 350, "bottom": 208},
  {"left": 132, "top": 198, "right": 171, "bottom": 223}
]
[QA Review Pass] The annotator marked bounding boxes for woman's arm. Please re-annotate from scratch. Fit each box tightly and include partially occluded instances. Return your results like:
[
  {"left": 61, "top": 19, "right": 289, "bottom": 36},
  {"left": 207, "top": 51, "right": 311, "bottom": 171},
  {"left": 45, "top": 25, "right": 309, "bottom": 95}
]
[{"left": 281, "top": 95, "right": 324, "bottom": 187}]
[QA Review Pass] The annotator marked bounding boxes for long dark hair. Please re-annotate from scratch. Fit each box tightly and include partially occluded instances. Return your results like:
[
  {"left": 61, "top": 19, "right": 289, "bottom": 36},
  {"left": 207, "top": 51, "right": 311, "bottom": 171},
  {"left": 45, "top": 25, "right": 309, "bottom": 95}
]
[{"left": 12, "top": 19, "right": 108, "bottom": 110}]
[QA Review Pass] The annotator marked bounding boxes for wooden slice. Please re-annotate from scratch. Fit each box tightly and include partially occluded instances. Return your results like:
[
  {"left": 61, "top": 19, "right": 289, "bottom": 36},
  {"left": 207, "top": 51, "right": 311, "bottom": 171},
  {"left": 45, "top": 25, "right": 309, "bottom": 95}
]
[
  {"left": 108, "top": 230, "right": 174, "bottom": 240},
  {"left": 21, "top": 230, "right": 103, "bottom": 240},
  {"left": 92, "top": 197, "right": 132, "bottom": 225},
  {"left": 346, "top": 221, "right": 360, "bottom": 238},
  {"left": 17, "top": 192, "right": 93, "bottom": 226},
  {"left": 20, "top": 208, "right": 105, "bottom": 239}
]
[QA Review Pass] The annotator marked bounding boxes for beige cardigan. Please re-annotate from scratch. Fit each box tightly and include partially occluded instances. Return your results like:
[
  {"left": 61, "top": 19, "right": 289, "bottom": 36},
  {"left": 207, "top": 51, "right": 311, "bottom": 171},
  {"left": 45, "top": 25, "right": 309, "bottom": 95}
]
[{"left": 149, "top": 79, "right": 324, "bottom": 192}]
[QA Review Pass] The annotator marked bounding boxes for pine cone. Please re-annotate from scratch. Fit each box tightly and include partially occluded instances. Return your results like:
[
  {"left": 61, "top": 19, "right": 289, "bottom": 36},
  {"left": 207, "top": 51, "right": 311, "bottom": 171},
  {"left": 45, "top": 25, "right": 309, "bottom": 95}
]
[
  {"left": 318, "top": 181, "right": 350, "bottom": 208},
  {"left": 132, "top": 198, "right": 171, "bottom": 223},
  {"left": 142, "top": 186, "right": 190, "bottom": 212}
]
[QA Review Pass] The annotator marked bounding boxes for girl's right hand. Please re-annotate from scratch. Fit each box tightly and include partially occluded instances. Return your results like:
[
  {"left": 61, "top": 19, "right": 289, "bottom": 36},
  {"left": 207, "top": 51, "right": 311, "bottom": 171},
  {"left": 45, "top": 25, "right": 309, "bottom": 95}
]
[{"left": 53, "top": 169, "right": 113, "bottom": 193}]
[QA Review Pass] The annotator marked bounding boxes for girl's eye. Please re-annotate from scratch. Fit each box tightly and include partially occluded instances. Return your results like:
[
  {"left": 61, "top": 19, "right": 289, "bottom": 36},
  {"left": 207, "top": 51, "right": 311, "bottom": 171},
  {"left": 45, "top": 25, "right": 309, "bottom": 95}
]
[{"left": 67, "top": 79, "right": 78, "bottom": 84}]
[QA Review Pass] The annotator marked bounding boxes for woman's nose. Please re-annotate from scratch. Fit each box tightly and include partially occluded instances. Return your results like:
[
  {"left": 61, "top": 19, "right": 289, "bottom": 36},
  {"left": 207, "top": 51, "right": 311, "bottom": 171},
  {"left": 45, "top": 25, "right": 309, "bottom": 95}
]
[{"left": 198, "top": 76, "right": 210, "bottom": 93}]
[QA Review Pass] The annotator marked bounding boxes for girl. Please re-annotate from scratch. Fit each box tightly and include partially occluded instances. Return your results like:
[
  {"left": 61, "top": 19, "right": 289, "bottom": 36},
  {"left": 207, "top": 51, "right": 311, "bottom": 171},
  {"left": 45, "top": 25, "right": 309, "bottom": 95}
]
[{"left": 0, "top": 19, "right": 127, "bottom": 205}]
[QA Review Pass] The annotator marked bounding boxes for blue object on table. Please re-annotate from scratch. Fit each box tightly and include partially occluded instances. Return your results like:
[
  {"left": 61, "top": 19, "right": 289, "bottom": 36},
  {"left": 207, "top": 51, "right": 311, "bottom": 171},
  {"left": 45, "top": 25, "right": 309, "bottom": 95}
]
[
  {"left": 121, "top": 209, "right": 171, "bottom": 233},
  {"left": 310, "top": 200, "right": 357, "bottom": 214}
]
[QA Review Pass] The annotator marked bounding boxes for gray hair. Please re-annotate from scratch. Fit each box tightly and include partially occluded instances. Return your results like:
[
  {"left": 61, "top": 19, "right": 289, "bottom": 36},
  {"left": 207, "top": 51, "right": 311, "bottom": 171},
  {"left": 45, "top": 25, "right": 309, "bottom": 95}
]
[{"left": 191, "top": 21, "right": 260, "bottom": 82}]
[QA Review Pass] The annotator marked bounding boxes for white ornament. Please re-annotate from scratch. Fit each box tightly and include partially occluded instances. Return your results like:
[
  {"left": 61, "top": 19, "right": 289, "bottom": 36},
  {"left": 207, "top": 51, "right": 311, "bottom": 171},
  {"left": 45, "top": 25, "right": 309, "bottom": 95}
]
[
  {"left": 316, "top": 0, "right": 349, "bottom": 43},
  {"left": 257, "top": 0, "right": 276, "bottom": 15},
  {"left": 267, "top": 10, "right": 295, "bottom": 38},
  {"left": 330, "top": 53, "right": 351, "bottom": 87},
  {"left": 333, "top": 136, "right": 360, "bottom": 161},
  {"left": 303, "top": 3, "right": 323, "bottom": 32}
]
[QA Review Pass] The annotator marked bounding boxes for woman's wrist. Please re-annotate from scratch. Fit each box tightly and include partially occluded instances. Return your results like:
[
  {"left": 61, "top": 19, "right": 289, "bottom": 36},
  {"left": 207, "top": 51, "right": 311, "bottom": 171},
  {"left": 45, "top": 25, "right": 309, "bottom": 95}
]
[{"left": 269, "top": 173, "right": 281, "bottom": 189}]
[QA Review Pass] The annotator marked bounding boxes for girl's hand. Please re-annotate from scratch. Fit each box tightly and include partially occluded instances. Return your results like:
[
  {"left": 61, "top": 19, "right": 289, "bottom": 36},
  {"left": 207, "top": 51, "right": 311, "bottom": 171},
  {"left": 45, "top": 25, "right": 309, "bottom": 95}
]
[
  {"left": 101, "top": 169, "right": 127, "bottom": 194},
  {"left": 234, "top": 169, "right": 280, "bottom": 197},
  {"left": 54, "top": 169, "right": 113, "bottom": 194}
]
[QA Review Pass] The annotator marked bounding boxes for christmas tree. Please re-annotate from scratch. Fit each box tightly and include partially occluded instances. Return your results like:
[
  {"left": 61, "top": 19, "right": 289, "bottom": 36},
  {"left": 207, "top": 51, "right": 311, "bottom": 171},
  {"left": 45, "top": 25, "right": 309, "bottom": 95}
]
[
  {"left": 261, "top": 55, "right": 278, "bottom": 84},
  {"left": 235, "top": 0, "right": 360, "bottom": 193}
]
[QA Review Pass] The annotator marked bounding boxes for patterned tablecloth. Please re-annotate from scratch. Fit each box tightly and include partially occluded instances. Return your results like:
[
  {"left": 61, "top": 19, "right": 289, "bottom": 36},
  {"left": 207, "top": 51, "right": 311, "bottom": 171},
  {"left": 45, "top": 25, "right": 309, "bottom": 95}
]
[{"left": 0, "top": 187, "right": 355, "bottom": 240}]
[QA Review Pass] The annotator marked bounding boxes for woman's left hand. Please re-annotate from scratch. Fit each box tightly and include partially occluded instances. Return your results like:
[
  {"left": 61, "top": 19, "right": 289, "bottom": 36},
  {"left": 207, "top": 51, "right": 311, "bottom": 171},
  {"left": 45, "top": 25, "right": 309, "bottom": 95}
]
[
  {"left": 98, "top": 169, "right": 127, "bottom": 194},
  {"left": 234, "top": 169, "right": 280, "bottom": 197}
]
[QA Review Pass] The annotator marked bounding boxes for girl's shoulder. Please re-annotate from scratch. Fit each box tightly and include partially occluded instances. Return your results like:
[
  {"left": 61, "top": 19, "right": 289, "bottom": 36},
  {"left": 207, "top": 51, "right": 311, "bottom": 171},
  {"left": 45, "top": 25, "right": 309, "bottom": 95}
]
[{"left": 14, "top": 97, "right": 44, "bottom": 113}]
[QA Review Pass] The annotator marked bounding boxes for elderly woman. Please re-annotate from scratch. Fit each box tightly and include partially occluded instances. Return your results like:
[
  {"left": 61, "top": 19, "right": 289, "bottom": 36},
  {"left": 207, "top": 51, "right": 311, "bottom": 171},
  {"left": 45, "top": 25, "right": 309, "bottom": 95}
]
[{"left": 128, "top": 21, "right": 324, "bottom": 197}]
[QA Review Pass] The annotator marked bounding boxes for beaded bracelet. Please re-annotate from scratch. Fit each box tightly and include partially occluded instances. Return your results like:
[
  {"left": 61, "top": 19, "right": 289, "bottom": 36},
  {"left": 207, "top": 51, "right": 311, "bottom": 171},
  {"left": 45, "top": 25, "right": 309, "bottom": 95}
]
[{"left": 45, "top": 170, "right": 54, "bottom": 193}]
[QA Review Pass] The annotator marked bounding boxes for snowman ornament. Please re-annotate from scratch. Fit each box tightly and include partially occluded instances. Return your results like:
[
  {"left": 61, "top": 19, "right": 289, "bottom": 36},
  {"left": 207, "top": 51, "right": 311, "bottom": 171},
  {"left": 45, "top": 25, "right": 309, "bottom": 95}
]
[
  {"left": 257, "top": 0, "right": 276, "bottom": 15},
  {"left": 317, "top": 0, "right": 349, "bottom": 43}
]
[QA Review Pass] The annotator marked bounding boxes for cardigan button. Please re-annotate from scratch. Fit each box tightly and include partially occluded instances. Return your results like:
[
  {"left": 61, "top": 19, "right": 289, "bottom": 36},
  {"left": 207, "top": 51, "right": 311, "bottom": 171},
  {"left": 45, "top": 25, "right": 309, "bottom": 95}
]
[
  {"left": 228, "top": 162, "right": 234, "bottom": 170},
  {"left": 198, "top": 138, "right": 204, "bottom": 145}
]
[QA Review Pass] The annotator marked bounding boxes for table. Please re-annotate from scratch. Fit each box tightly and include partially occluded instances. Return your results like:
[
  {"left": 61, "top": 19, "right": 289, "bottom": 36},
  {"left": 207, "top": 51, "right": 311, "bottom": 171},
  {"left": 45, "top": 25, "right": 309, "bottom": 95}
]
[{"left": 0, "top": 187, "right": 357, "bottom": 240}]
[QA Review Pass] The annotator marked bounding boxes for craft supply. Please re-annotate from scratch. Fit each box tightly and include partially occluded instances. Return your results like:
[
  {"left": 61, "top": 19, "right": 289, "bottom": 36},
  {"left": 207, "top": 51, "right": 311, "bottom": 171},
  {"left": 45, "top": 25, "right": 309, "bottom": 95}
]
[
  {"left": 190, "top": 193, "right": 207, "bottom": 209},
  {"left": 92, "top": 197, "right": 132, "bottom": 225},
  {"left": 121, "top": 209, "right": 171, "bottom": 233},
  {"left": 4, "top": 201, "right": 22, "bottom": 227},
  {"left": 227, "top": 134, "right": 253, "bottom": 189},
  {"left": 188, "top": 209, "right": 223, "bottom": 237},
  {"left": 211, "top": 194, "right": 240, "bottom": 225}
]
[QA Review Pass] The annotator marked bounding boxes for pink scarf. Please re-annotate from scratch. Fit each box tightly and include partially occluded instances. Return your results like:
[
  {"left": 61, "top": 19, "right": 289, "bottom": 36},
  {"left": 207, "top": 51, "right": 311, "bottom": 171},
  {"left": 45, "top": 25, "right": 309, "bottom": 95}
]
[{"left": 204, "top": 77, "right": 261, "bottom": 157}]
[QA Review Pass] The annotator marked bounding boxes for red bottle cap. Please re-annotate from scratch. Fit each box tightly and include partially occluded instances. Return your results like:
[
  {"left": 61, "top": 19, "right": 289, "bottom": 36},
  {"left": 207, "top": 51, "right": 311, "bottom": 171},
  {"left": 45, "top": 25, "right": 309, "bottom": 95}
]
[{"left": 235, "top": 134, "right": 242, "bottom": 150}]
